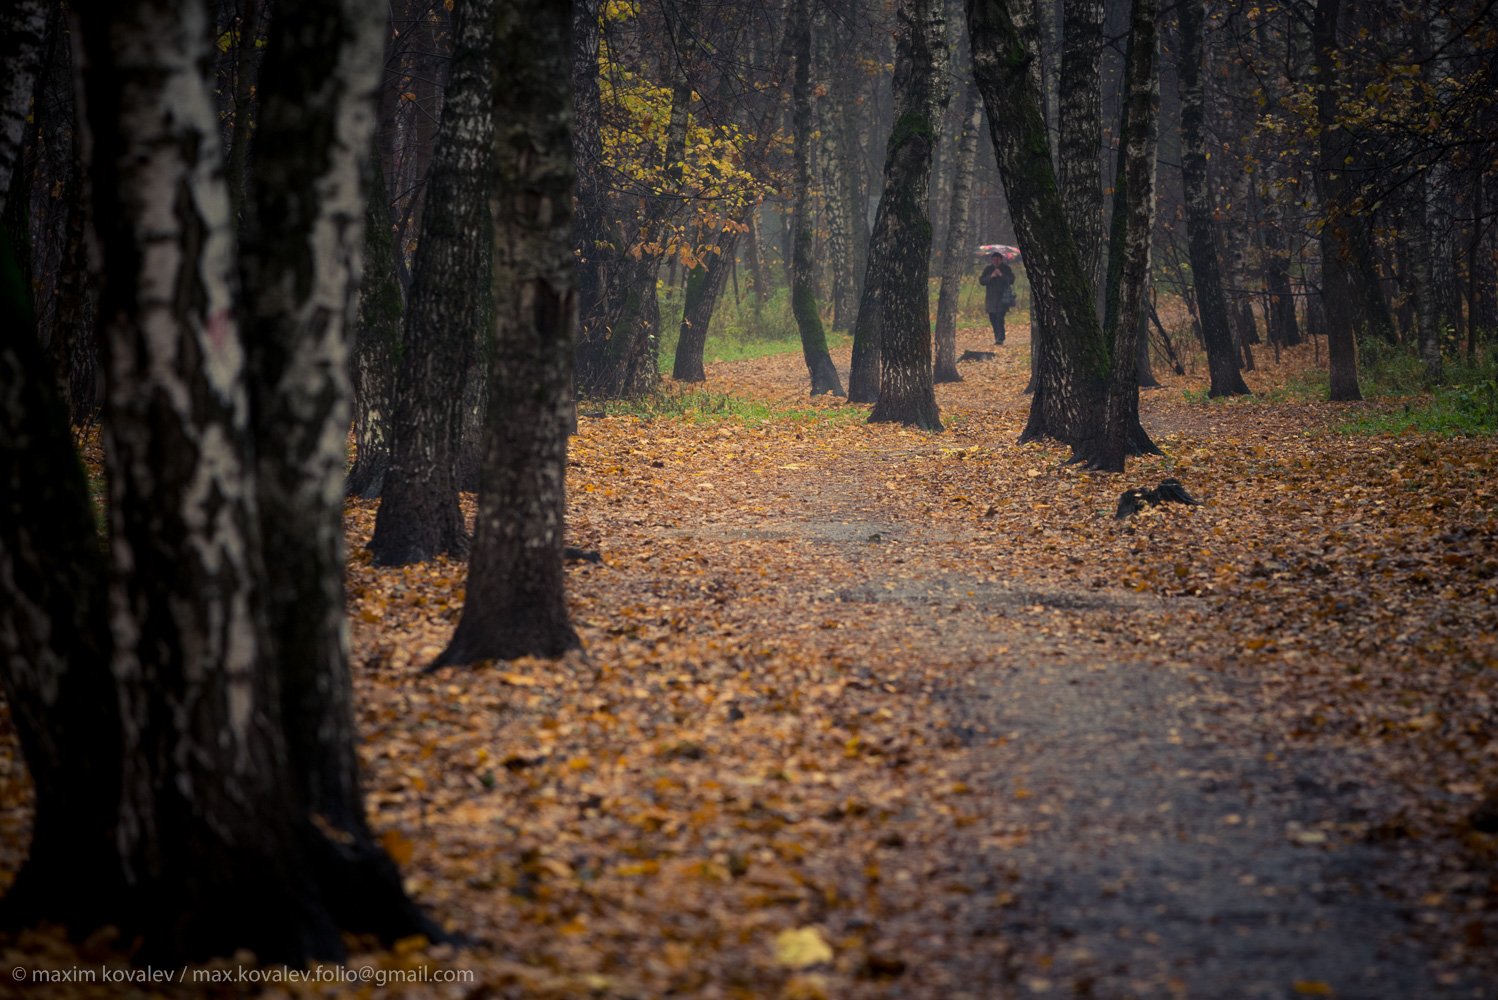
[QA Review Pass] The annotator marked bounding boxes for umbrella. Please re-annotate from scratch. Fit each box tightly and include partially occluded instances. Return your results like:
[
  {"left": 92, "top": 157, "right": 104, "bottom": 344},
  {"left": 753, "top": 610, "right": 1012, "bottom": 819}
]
[{"left": 976, "top": 244, "right": 1021, "bottom": 261}]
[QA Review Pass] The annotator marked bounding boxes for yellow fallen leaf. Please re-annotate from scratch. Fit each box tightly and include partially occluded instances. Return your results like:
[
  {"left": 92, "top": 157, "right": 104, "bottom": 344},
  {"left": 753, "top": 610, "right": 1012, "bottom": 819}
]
[
  {"left": 774, "top": 926, "right": 833, "bottom": 969},
  {"left": 380, "top": 828, "right": 414, "bottom": 867},
  {"left": 781, "top": 973, "right": 831, "bottom": 1000},
  {"left": 1292, "top": 981, "right": 1335, "bottom": 997},
  {"left": 497, "top": 672, "right": 540, "bottom": 686}
]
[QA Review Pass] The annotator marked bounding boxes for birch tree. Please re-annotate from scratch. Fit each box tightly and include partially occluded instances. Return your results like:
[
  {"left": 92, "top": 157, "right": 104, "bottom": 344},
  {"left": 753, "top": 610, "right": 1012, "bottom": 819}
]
[{"left": 1, "top": 0, "right": 432, "bottom": 961}]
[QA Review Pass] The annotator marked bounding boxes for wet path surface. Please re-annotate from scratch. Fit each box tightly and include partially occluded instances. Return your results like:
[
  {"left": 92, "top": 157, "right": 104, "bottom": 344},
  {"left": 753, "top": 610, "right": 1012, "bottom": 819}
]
[{"left": 949, "top": 654, "right": 1474, "bottom": 998}]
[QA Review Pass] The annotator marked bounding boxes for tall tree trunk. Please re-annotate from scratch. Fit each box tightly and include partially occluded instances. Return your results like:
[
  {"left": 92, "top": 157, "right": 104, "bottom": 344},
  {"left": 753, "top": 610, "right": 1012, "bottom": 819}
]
[
  {"left": 670, "top": 230, "right": 740, "bottom": 382},
  {"left": 77, "top": 0, "right": 338, "bottom": 960},
  {"left": 346, "top": 153, "right": 402, "bottom": 499},
  {"left": 224, "top": 0, "right": 262, "bottom": 223},
  {"left": 791, "top": 0, "right": 844, "bottom": 397},
  {"left": 1262, "top": 197, "right": 1301, "bottom": 348},
  {"left": 1178, "top": 0, "right": 1249, "bottom": 398},
  {"left": 1092, "top": 0, "right": 1161, "bottom": 472},
  {"left": 1058, "top": 0, "right": 1103, "bottom": 292},
  {"left": 369, "top": 0, "right": 498, "bottom": 566},
  {"left": 869, "top": 0, "right": 948, "bottom": 429},
  {"left": 934, "top": 81, "right": 981, "bottom": 384},
  {"left": 816, "top": 16, "right": 857, "bottom": 330},
  {"left": 436, "top": 0, "right": 580, "bottom": 666},
  {"left": 1312, "top": 0, "right": 1362, "bottom": 401},
  {"left": 856, "top": 0, "right": 946, "bottom": 413},
  {"left": 241, "top": 0, "right": 433, "bottom": 943},
  {"left": 0, "top": 227, "right": 123, "bottom": 933},
  {"left": 0, "top": 0, "right": 48, "bottom": 213},
  {"left": 970, "top": 0, "right": 1110, "bottom": 457}
]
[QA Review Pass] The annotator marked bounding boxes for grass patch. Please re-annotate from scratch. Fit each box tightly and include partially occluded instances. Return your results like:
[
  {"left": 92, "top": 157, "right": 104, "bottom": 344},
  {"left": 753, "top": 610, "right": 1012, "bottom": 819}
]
[
  {"left": 598, "top": 387, "right": 865, "bottom": 427},
  {"left": 1337, "top": 343, "right": 1498, "bottom": 436},
  {"left": 655, "top": 267, "right": 1010, "bottom": 372},
  {"left": 657, "top": 285, "right": 818, "bottom": 371},
  {"left": 1340, "top": 380, "right": 1498, "bottom": 436}
]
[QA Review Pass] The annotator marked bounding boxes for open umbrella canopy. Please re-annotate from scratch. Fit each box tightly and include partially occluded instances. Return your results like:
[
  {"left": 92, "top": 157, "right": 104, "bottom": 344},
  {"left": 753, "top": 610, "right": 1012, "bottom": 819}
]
[{"left": 976, "top": 244, "right": 1021, "bottom": 261}]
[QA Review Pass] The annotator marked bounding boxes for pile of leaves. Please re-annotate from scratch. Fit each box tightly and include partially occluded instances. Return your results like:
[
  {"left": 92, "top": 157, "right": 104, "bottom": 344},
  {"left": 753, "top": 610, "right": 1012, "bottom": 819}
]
[{"left": 1, "top": 329, "right": 1493, "bottom": 996}]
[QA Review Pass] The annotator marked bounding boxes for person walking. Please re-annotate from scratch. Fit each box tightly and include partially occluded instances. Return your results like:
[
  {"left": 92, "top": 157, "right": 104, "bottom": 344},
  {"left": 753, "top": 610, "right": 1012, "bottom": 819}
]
[{"left": 978, "top": 252, "right": 1016, "bottom": 344}]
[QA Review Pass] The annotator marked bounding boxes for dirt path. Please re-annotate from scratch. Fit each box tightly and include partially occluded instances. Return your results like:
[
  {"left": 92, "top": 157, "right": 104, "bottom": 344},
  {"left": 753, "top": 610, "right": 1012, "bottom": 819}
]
[
  {"left": 331, "top": 320, "right": 1496, "bottom": 997},
  {"left": 634, "top": 417, "right": 1480, "bottom": 997}
]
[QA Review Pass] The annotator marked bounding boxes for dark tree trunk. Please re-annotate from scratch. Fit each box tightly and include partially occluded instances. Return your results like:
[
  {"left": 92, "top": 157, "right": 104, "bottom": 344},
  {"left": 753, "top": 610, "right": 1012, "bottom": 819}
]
[
  {"left": 241, "top": 0, "right": 434, "bottom": 944},
  {"left": 869, "top": 0, "right": 948, "bottom": 430},
  {"left": 436, "top": 0, "right": 580, "bottom": 666},
  {"left": 1091, "top": 0, "right": 1162, "bottom": 472},
  {"left": 369, "top": 0, "right": 499, "bottom": 566},
  {"left": 816, "top": 16, "right": 857, "bottom": 330},
  {"left": 6, "top": 0, "right": 436, "bottom": 964},
  {"left": 970, "top": 0, "right": 1109, "bottom": 454},
  {"left": 346, "top": 153, "right": 402, "bottom": 499},
  {"left": 670, "top": 231, "right": 740, "bottom": 382},
  {"left": 456, "top": 357, "right": 487, "bottom": 491},
  {"left": 1057, "top": 0, "right": 1103, "bottom": 292},
  {"left": 791, "top": 0, "right": 845, "bottom": 397},
  {"left": 0, "top": 228, "right": 124, "bottom": 934},
  {"left": 1312, "top": 0, "right": 1362, "bottom": 401},
  {"left": 224, "top": 0, "right": 262, "bottom": 223},
  {"left": 1263, "top": 207, "right": 1301, "bottom": 348},
  {"left": 0, "top": 0, "right": 48, "bottom": 213},
  {"left": 934, "top": 82, "right": 981, "bottom": 384},
  {"left": 1178, "top": 0, "right": 1250, "bottom": 397},
  {"left": 77, "top": 0, "right": 339, "bottom": 961}
]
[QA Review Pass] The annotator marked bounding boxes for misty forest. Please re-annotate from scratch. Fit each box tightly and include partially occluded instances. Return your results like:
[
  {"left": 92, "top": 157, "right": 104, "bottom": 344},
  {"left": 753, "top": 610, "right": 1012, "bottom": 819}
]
[{"left": 1, "top": 0, "right": 1496, "bottom": 996}]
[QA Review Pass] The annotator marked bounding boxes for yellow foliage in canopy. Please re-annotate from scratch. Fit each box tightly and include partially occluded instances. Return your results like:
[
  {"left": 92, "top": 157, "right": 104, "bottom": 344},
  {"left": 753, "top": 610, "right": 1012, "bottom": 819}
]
[{"left": 595, "top": 7, "right": 771, "bottom": 267}]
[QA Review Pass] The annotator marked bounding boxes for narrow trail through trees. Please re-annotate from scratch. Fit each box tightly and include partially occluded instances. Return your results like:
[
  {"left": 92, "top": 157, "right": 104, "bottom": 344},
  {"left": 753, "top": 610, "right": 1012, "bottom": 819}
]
[{"left": 614, "top": 332, "right": 1483, "bottom": 995}]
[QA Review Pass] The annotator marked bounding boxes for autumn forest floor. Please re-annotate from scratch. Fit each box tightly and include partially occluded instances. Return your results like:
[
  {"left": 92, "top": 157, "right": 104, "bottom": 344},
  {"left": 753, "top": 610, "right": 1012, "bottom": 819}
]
[{"left": 3, "top": 317, "right": 1497, "bottom": 998}]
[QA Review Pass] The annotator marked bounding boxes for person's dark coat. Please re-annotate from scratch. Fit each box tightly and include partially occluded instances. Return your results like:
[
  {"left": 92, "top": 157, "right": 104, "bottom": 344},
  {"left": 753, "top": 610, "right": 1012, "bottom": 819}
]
[{"left": 979, "top": 259, "right": 1015, "bottom": 313}]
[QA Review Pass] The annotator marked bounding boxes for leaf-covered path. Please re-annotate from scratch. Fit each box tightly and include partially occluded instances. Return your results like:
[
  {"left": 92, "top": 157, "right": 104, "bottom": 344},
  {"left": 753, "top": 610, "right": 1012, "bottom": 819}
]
[
  {"left": 340, "top": 320, "right": 1498, "bottom": 998},
  {"left": 3, "top": 321, "right": 1494, "bottom": 996}
]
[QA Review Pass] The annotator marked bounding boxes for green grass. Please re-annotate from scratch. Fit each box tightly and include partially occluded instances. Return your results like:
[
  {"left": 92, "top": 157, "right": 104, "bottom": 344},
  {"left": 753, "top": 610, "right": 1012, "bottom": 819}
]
[
  {"left": 1339, "top": 379, "right": 1498, "bottom": 437},
  {"left": 657, "top": 285, "right": 817, "bottom": 371},
  {"left": 655, "top": 267, "right": 1012, "bottom": 373},
  {"left": 1339, "top": 342, "right": 1498, "bottom": 436},
  {"left": 1177, "top": 337, "right": 1497, "bottom": 436},
  {"left": 599, "top": 387, "right": 865, "bottom": 427}
]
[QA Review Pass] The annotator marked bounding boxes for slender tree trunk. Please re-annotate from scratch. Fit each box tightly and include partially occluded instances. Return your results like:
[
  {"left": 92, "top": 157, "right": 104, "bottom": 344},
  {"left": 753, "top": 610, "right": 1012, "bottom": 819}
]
[
  {"left": 1058, "top": 0, "right": 1103, "bottom": 292},
  {"left": 671, "top": 230, "right": 740, "bottom": 382},
  {"left": 934, "top": 82, "right": 981, "bottom": 384},
  {"left": 1092, "top": 0, "right": 1161, "bottom": 472},
  {"left": 791, "top": 0, "right": 845, "bottom": 397},
  {"left": 241, "top": 0, "right": 435, "bottom": 943},
  {"left": 346, "top": 153, "right": 402, "bottom": 499},
  {"left": 369, "top": 0, "right": 499, "bottom": 566},
  {"left": 869, "top": 0, "right": 948, "bottom": 429},
  {"left": 817, "top": 17, "right": 856, "bottom": 330},
  {"left": 1178, "top": 0, "right": 1249, "bottom": 397},
  {"left": 0, "top": 227, "right": 123, "bottom": 934},
  {"left": 970, "top": 0, "right": 1110, "bottom": 457},
  {"left": 744, "top": 207, "right": 770, "bottom": 306},
  {"left": 224, "top": 0, "right": 262, "bottom": 223},
  {"left": 0, "top": 0, "right": 48, "bottom": 213},
  {"left": 436, "top": 0, "right": 580, "bottom": 666},
  {"left": 1312, "top": 0, "right": 1361, "bottom": 401},
  {"left": 1262, "top": 201, "right": 1301, "bottom": 348}
]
